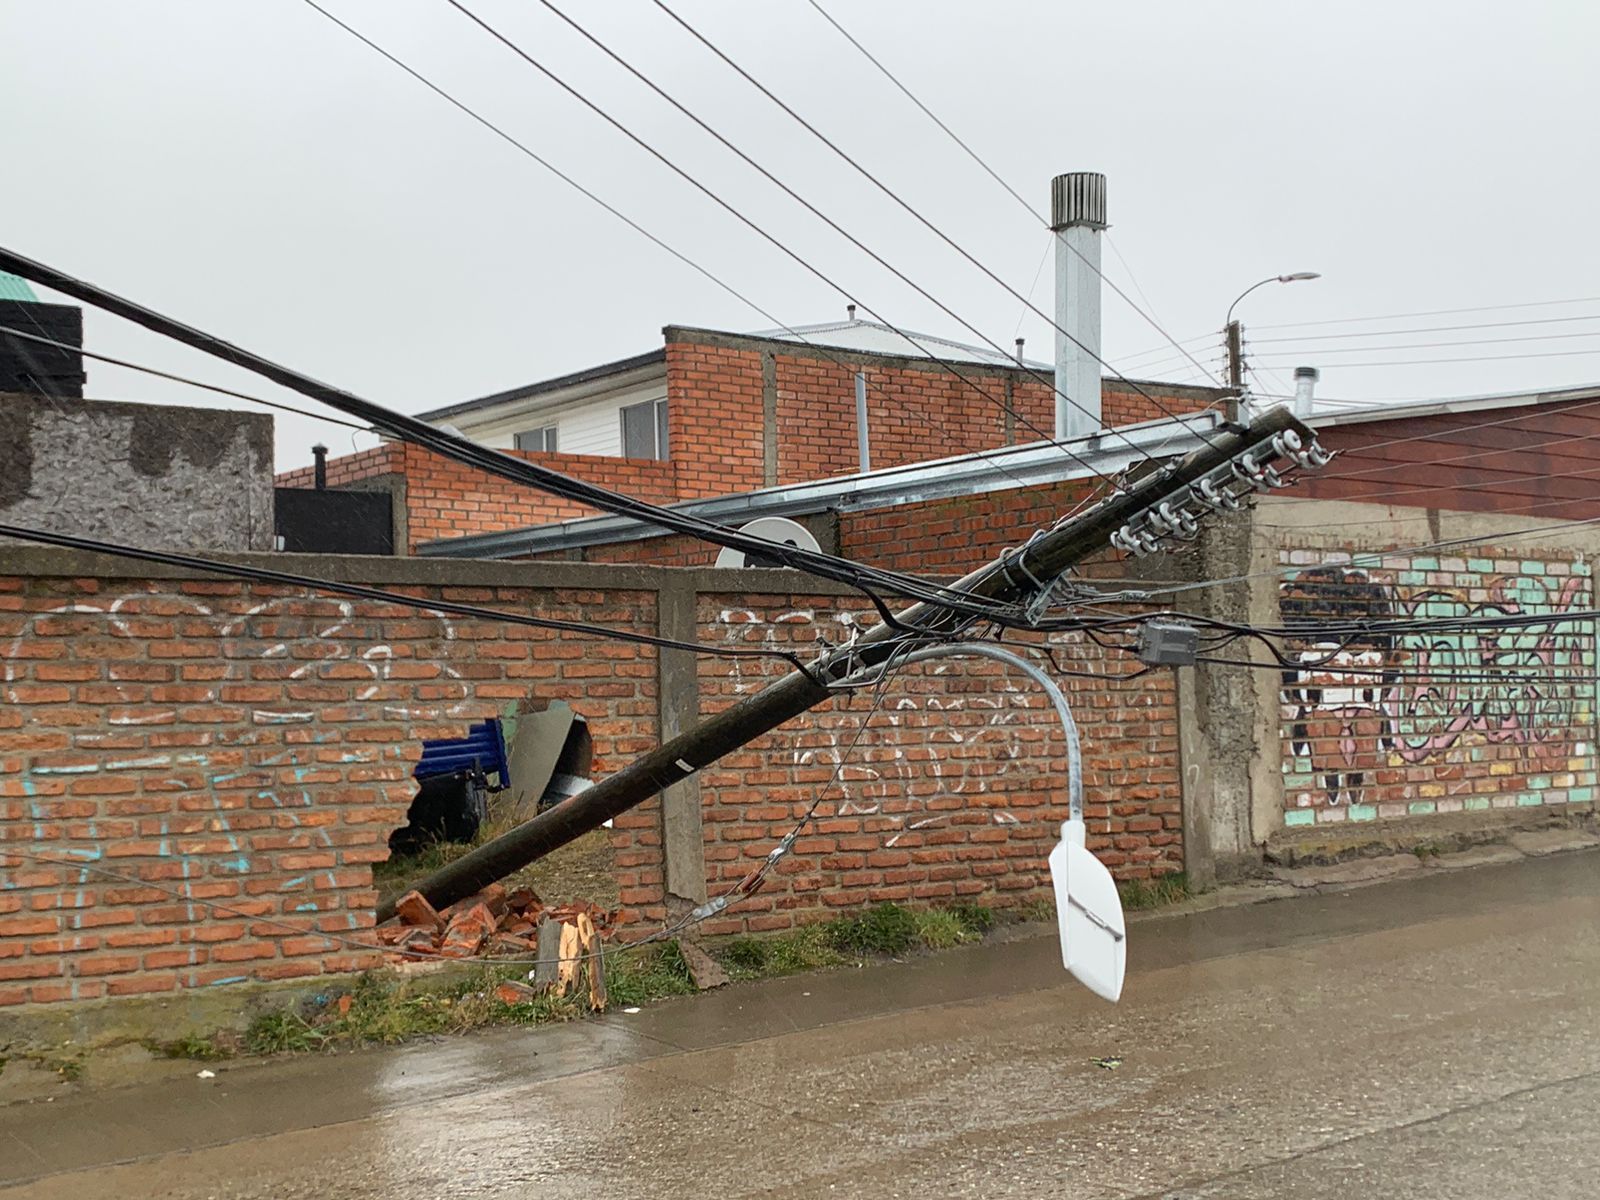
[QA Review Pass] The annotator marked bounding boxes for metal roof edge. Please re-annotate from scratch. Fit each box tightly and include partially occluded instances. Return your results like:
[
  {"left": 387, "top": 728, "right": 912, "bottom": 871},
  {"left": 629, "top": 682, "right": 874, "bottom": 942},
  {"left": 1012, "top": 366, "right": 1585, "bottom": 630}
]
[
  {"left": 418, "top": 409, "right": 1227, "bottom": 560},
  {"left": 1306, "top": 382, "right": 1600, "bottom": 430}
]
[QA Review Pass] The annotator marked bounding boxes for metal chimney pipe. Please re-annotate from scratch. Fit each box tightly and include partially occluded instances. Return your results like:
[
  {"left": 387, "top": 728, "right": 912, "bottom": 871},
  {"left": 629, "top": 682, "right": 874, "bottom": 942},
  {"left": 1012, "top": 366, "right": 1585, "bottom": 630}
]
[
  {"left": 312, "top": 443, "right": 328, "bottom": 490},
  {"left": 855, "top": 371, "right": 871, "bottom": 473},
  {"left": 1293, "top": 367, "right": 1319, "bottom": 416},
  {"left": 1050, "top": 172, "right": 1106, "bottom": 440}
]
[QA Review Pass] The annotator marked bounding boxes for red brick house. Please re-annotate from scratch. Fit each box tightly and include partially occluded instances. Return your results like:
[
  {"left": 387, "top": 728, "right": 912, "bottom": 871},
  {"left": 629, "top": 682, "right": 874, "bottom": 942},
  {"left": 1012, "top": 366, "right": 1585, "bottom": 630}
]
[{"left": 277, "top": 318, "right": 1224, "bottom": 552}]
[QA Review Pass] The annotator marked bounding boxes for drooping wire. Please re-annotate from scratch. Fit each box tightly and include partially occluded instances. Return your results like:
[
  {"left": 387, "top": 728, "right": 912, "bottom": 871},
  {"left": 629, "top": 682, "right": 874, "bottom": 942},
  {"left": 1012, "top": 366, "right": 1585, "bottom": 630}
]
[
  {"left": 0, "top": 245, "right": 1041, "bottom": 628},
  {"left": 0, "top": 324, "right": 374, "bottom": 433},
  {"left": 0, "top": 522, "right": 825, "bottom": 671}
]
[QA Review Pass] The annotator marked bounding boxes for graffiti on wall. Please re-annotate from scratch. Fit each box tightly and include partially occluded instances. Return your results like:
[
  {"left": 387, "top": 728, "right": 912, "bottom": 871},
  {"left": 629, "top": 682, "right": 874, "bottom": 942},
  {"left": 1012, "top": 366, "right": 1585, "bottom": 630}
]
[
  {"left": 714, "top": 606, "right": 1035, "bottom": 840},
  {"left": 1279, "top": 558, "right": 1596, "bottom": 819}
]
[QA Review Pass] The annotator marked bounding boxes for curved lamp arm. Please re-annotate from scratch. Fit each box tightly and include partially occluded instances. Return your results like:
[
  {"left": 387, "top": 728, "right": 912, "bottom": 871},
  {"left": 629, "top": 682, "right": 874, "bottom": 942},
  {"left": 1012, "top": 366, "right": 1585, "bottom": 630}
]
[{"left": 890, "top": 642, "right": 1082, "bottom": 825}]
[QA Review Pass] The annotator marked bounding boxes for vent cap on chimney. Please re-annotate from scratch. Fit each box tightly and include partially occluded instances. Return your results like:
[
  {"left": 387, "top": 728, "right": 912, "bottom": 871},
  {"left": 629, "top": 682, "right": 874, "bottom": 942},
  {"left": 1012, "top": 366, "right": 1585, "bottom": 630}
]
[{"left": 1051, "top": 172, "right": 1107, "bottom": 232}]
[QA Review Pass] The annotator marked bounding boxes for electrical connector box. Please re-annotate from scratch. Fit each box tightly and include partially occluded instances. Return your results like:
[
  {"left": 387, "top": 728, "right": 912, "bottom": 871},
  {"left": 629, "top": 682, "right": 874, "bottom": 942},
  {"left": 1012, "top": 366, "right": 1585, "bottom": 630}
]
[{"left": 1136, "top": 620, "right": 1198, "bottom": 667}]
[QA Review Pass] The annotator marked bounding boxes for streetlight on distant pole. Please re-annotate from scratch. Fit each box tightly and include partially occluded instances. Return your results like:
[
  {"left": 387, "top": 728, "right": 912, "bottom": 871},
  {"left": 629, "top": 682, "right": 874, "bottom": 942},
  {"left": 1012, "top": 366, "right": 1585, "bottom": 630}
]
[{"left": 1225, "top": 272, "right": 1320, "bottom": 417}]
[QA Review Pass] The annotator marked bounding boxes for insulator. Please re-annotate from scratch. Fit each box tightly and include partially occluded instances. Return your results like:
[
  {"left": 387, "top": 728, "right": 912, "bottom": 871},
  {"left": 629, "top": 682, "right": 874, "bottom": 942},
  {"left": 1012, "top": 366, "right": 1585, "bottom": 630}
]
[
  {"left": 1159, "top": 502, "right": 1199, "bottom": 537},
  {"left": 1195, "top": 476, "right": 1241, "bottom": 511},
  {"left": 1270, "top": 430, "right": 1303, "bottom": 458},
  {"left": 1231, "top": 458, "right": 1272, "bottom": 493}
]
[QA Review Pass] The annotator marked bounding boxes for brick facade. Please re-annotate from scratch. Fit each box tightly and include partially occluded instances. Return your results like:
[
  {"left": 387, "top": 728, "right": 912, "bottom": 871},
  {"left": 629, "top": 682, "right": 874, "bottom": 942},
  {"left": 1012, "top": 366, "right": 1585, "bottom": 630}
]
[
  {"left": 1, "top": 554, "right": 1182, "bottom": 1008},
  {"left": 277, "top": 327, "right": 1226, "bottom": 554}
]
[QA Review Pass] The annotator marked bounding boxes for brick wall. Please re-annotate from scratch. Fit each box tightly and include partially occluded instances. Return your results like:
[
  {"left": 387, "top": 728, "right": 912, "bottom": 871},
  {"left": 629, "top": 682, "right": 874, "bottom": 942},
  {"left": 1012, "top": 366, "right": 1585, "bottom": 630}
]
[
  {"left": 773, "top": 356, "right": 1054, "bottom": 482},
  {"left": 277, "top": 443, "right": 679, "bottom": 552},
  {"left": 616, "top": 592, "right": 1183, "bottom": 936},
  {"left": 1275, "top": 543, "right": 1597, "bottom": 827},
  {"left": 2, "top": 552, "right": 1182, "bottom": 1009},
  {"left": 666, "top": 339, "right": 768, "bottom": 499},
  {"left": 0, "top": 560, "right": 656, "bottom": 1007},
  {"left": 665, "top": 328, "right": 1224, "bottom": 492}
]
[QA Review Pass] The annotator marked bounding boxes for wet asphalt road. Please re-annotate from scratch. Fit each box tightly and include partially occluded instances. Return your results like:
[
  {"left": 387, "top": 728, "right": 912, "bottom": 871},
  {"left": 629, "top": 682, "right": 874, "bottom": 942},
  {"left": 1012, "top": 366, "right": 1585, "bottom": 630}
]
[{"left": 3, "top": 850, "right": 1598, "bottom": 1198}]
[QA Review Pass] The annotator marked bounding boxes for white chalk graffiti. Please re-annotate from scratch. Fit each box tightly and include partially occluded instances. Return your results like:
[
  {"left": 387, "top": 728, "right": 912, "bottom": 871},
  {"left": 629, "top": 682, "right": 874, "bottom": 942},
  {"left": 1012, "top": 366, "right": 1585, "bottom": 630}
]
[
  {"left": 713, "top": 608, "right": 1060, "bottom": 841},
  {"left": 3, "top": 590, "right": 468, "bottom": 964}
]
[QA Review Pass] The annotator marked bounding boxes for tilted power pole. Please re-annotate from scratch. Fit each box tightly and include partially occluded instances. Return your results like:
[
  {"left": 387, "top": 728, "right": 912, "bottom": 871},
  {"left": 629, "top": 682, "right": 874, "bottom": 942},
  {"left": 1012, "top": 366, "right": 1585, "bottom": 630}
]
[
  {"left": 0, "top": 246, "right": 1328, "bottom": 924},
  {"left": 383, "top": 407, "right": 1327, "bottom": 919}
]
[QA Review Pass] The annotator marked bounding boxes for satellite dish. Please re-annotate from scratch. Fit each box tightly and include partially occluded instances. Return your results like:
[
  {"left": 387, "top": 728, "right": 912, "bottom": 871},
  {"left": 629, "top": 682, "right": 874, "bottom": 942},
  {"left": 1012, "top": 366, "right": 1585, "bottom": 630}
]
[
  {"left": 714, "top": 516, "right": 820, "bottom": 569},
  {"left": 1048, "top": 819, "right": 1127, "bottom": 1002}
]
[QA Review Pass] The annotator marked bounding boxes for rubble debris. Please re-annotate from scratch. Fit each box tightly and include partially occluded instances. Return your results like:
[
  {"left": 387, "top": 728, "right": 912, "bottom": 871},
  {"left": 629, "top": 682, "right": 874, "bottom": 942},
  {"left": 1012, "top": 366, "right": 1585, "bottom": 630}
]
[
  {"left": 375, "top": 887, "right": 622, "bottom": 966},
  {"left": 676, "top": 938, "right": 729, "bottom": 991},
  {"left": 394, "top": 890, "right": 442, "bottom": 930},
  {"left": 493, "top": 980, "right": 541, "bottom": 1005}
]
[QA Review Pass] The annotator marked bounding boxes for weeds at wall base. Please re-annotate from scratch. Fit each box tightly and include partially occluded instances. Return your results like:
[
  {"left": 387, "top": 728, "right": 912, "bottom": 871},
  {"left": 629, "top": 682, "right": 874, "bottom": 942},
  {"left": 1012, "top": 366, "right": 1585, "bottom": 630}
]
[{"left": 126, "top": 892, "right": 1194, "bottom": 1067}]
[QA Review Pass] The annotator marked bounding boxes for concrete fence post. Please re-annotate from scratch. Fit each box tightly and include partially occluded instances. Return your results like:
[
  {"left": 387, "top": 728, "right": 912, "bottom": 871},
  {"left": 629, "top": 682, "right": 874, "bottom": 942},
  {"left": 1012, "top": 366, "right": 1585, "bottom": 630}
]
[{"left": 657, "top": 576, "right": 708, "bottom": 904}]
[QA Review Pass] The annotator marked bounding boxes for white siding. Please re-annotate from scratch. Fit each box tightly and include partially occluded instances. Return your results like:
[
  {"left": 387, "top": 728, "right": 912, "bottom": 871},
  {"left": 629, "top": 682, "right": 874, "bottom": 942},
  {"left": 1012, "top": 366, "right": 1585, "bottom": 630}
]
[
  {"left": 449, "top": 372, "right": 667, "bottom": 459},
  {"left": 558, "top": 395, "right": 628, "bottom": 457}
]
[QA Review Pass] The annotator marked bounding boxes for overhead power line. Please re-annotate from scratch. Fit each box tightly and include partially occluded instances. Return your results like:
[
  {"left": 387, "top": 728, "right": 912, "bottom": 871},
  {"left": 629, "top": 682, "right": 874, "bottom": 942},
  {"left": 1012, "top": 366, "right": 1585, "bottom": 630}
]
[
  {"left": 1253, "top": 330, "right": 1600, "bottom": 355},
  {"left": 0, "top": 323, "right": 373, "bottom": 433},
  {"left": 1252, "top": 347, "right": 1600, "bottom": 368},
  {"left": 1086, "top": 512, "right": 1600, "bottom": 602},
  {"left": 802, "top": 0, "right": 1040, "bottom": 223},
  {"left": 1252, "top": 295, "right": 1600, "bottom": 331},
  {"left": 293, "top": 0, "right": 1040, "bottom": 497},
  {"left": 799, "top": 0, "right": 1222, "bottom": 391},
  {"left": 1251, "top": 312, "right": 1600, "bottom": 344},
  {"left": 0, "top": 522, "right": 816, "bottom": 668},
  {"left": 0, "top": 245, "right": 1033, "bottom": 628},
  {"left": 643, "top": 0, "right": 1225, "bottom": 401},
  {"left": 438, "top": 0, "right": 1152, "bottom": 478}
]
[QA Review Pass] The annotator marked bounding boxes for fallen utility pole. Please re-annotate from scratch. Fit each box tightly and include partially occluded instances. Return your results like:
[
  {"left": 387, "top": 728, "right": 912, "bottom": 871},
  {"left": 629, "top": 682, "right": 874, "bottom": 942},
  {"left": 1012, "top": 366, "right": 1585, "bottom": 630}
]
[{"left": 383, "top": 406, "right": 1325, "bottom": 919}]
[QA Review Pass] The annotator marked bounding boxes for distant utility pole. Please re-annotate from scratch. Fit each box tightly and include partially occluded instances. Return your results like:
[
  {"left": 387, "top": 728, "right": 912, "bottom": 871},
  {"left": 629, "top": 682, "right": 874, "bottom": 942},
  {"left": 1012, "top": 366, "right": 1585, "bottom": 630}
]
[
  {"left": 1225, "top": 319, "right": 1245, "bottom": 421},
  {"left": 1224, "top": 272, "right": 1321, "bottom": 423}
]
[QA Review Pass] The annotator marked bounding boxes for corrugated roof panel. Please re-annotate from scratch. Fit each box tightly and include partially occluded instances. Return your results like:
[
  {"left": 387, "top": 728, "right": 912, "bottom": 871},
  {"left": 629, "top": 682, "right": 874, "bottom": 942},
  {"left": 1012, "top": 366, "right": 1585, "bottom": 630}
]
[{"left": 0, "top": 271, "right": 39, "bottom": 302}]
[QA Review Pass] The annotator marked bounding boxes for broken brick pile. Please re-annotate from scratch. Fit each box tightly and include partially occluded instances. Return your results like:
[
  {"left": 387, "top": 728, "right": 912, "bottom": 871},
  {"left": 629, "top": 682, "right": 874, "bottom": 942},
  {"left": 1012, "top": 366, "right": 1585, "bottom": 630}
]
[{"left": 376, "top": 883, "right": 623, "bottom": 963}]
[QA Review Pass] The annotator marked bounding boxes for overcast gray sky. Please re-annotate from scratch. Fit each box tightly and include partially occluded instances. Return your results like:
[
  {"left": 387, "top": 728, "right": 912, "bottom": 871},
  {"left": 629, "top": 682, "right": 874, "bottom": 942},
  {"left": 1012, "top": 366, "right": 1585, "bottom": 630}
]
[{"left": 4, "top": 1, "right": 1598, "bottom": 470}]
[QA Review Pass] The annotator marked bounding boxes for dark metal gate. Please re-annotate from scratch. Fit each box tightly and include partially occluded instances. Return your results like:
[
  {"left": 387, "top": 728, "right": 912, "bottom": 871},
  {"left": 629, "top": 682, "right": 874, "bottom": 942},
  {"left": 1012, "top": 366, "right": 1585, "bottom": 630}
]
[{"left": 273, "top": 487, "right": 394, "bottom": 555}]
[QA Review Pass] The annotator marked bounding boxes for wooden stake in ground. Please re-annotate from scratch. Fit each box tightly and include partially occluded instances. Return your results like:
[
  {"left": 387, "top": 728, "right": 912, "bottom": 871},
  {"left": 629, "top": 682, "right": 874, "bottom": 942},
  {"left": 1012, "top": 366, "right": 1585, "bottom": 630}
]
[
  {"left": 533, "top": 916, "right": 561, "bottom": 991},
  {"left": 576, "top": 912, "right": 607, "bottom": 1012},
  {"left": 555, "top": 922, "right": 582, "bottom": 998}
]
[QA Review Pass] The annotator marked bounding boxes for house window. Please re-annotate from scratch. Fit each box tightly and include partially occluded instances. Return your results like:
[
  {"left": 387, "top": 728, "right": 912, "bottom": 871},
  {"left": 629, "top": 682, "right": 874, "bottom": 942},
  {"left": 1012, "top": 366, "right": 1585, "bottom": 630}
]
[
  {"left": 514, "top": 425, "right": 558, "bottom": 453},
  {"left": 621, "top": 398, "right": 669, "bottom": 460}
]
